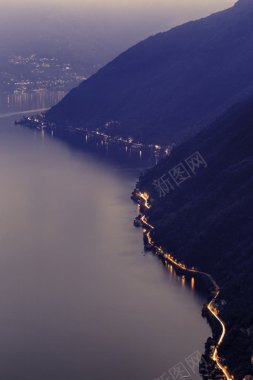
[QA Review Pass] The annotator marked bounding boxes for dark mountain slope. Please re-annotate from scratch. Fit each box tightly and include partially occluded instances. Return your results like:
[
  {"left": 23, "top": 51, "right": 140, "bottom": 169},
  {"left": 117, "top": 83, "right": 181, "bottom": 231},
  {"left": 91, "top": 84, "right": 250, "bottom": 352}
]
[
  {"left": 46, "top": 0, "right": 253, "bottom": 144},
  {"left": 138, "top": 98, "right": 253, "bottom": 270},
  {"left": 137, "top": 96, "right": 253, "bottom": 378}
]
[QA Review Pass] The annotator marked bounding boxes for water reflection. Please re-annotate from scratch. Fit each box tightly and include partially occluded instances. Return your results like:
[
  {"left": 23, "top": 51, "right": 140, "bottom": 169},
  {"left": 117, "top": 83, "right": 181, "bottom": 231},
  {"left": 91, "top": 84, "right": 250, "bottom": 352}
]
[
  {"left": 0, "top": 114, "right": 210, "bottom": 380},
  {"left": 58, "top": 128, "right": 159, "bottom": 168},
  {"left": 0, "top": 91, "right": 65, "bottom": 114},
  {"left": 0, "top": 97, "right": 210, "bottom": 380},
  {"left": 0, "top": 91, "right": 164, "bottom": 168},
  {"left": 164, "top": 260, "right": 206, "bottom": 297}
]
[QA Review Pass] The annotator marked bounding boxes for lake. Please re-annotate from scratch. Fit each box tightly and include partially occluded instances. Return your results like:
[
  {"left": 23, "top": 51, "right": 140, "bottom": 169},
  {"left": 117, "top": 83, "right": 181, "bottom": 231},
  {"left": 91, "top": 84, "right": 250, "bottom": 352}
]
[{"left": 0, "top": 93, "right": 210, "bottom": 380}]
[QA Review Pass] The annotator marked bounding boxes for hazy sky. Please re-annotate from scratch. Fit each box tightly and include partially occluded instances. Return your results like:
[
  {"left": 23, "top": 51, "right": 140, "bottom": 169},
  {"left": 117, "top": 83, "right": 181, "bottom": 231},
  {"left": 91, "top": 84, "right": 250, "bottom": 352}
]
[
  {"left": 4, "top": 0, "right": 236, "bottom": 22},
  {"left": 0, "top": 0, "right": 236, "bottom": 71},
  {"left": 2, "top": 0, "right": 236, "bottom": 40},
  {"left": 5, "top": 0, "right": 235, "bottom": 7}
]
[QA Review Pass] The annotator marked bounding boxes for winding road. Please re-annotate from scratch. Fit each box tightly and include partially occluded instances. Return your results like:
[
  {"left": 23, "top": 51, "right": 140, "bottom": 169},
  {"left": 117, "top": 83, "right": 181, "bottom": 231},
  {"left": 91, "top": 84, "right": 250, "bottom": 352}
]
[{"left": 136, "top": 192, "right": 234, "bottom": 380}]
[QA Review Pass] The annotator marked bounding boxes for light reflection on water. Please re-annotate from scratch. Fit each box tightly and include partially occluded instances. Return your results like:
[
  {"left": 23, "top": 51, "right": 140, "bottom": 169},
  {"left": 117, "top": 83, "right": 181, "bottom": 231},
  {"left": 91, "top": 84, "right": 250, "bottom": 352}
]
[
  {"left": 0, "top": 94, "right": 210, "bottom": 380},
  {"left": 0, "top": 90, "right": 65, "bottom": 114},
  {"left": 165, "top": 262, "right": 200, "bottom": 293},
  {"left": 0, "top": 91, "right": 161, "bottom": 167}
]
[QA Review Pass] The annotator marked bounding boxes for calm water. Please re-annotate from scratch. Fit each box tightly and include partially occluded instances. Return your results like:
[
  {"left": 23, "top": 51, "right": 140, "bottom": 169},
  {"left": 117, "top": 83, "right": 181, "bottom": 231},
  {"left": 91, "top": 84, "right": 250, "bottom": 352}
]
[
  {"left": 0, "top": 91, "right": 65, "bottom": 114},
  {"left": 0, "top": 96, "right": 210, "bottom": 380}
]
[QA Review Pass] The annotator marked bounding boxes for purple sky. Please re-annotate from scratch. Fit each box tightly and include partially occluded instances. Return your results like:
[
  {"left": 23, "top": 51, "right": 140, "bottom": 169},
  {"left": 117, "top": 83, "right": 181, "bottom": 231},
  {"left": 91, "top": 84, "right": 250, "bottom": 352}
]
[
  {"left": 0, "top": 0, "right": 237, "bottom": 65},
  {"left": 4, "top": 0, "right": 236, "bottom": 36}
]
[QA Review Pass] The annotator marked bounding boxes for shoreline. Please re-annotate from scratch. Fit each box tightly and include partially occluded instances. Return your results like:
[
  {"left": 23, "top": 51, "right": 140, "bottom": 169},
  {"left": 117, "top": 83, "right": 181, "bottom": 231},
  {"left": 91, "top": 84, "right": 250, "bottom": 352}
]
[
  {"left": 12, "top": 107, "right": 233, "bottom": 380},
  {"left": 132, "top": 190, "right": 234, "bottom": 380},
  {"left": 0, "top": 108, "right": 49, "bottom": 119},
  {"left": 14, "top": 112, "right": 174, "bottom": 160}
]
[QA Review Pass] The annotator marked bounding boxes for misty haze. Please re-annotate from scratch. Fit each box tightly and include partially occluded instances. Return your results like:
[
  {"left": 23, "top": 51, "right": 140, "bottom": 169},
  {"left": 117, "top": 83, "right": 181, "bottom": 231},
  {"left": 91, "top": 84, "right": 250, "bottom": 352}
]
[{"left": 0, "top": 1, "right": 252, "bottom": 380}]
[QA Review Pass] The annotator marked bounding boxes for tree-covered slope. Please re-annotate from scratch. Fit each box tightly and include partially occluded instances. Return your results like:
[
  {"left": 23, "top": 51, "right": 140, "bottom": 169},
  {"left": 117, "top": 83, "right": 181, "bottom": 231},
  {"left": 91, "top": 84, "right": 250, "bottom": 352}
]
[
  {"left": 46, "top": 0, "right": 253, "bottom": 144},
  {"left": 137, "top": 96, "right": 253, "bottom": 378}
]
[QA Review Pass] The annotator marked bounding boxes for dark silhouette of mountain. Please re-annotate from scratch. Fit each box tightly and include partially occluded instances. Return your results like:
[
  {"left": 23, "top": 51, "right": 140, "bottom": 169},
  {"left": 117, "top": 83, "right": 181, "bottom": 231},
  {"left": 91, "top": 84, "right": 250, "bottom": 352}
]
[
  {"left": 137, "top": 96, "right": 253, "bottom": 378},
  {"left": 46, "top": 0, "right": 253, "bottom": 144}
]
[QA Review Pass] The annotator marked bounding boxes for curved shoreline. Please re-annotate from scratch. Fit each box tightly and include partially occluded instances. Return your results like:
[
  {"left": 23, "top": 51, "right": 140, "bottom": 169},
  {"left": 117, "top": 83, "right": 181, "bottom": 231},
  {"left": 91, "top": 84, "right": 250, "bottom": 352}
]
[
  {"left": 6, "top": 107, "right": 233, "bottom": 379},
  {"left": 134, "top": 191, "right": 234, "bottom": 380},
  {"left": 0, "top": 108, "right": 49, "bottom": 119}
]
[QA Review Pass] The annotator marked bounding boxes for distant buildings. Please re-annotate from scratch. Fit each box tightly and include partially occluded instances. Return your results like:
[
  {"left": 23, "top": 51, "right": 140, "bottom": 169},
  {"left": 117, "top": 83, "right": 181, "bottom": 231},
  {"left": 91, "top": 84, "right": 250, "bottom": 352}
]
[{"left": 1, "top": 54, "right": 86, "bottom": 93}]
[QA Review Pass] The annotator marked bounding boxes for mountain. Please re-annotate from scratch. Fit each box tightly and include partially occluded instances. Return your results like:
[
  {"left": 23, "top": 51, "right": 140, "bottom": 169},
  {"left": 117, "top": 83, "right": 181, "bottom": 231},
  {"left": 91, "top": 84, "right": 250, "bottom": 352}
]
[
  {"left": 136, "top": 96, "right": 253, "bottom": 378},
  {"left": 46, "top": 0, "right": 253, "bottom": 144}
]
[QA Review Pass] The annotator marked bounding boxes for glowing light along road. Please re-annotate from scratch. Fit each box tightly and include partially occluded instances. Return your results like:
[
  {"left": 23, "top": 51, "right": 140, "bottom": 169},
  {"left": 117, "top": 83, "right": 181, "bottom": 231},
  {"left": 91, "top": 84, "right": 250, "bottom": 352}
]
[
  {"left": 208, "top": 300, "right": 233, "bottom": 380},
  {"left": 140, "top": 215, "right": 154, "bottom": 230},
  {"left": 138, "top": 192, "right": 151, "bottom": 209},
  {"left": 136, "top": 192, "right": 234, "bottom": 380}
]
